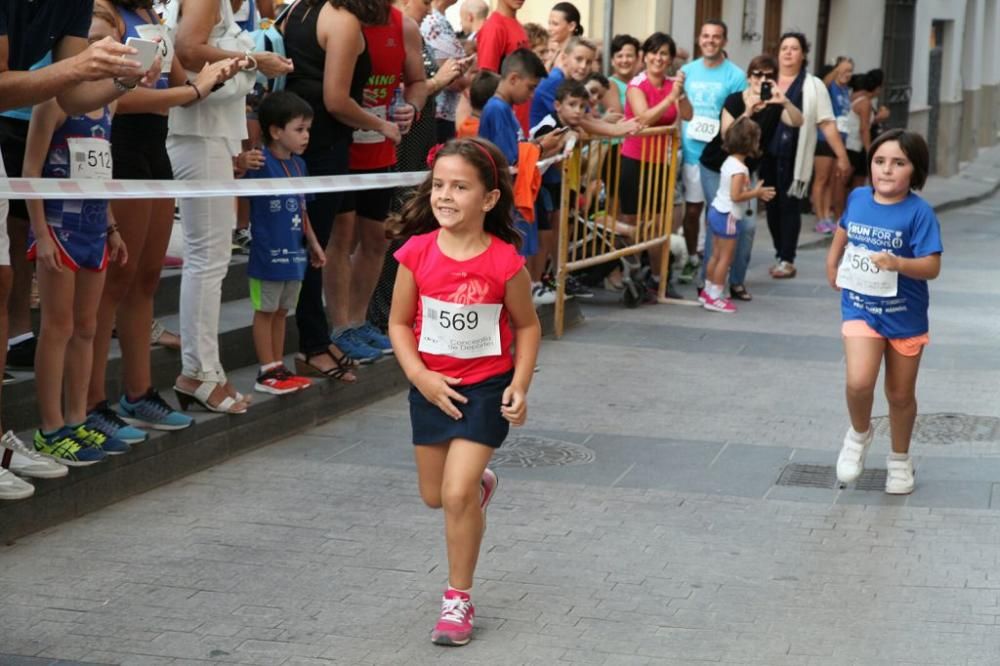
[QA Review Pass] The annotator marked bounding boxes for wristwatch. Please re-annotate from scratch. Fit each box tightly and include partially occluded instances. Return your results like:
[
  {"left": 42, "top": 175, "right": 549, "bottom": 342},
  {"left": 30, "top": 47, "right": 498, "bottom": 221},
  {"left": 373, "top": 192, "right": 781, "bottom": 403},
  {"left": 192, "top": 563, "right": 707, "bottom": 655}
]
[{"left": 113, "top": 77, "right": 138, "bottom": 92}]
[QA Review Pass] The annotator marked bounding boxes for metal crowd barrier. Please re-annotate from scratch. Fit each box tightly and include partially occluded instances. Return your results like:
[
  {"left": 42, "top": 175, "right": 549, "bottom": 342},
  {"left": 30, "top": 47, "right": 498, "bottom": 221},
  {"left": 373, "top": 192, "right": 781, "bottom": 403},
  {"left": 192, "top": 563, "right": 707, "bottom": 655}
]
[{"left": 553, "top": 126, "right": 680, "bottom": 337}]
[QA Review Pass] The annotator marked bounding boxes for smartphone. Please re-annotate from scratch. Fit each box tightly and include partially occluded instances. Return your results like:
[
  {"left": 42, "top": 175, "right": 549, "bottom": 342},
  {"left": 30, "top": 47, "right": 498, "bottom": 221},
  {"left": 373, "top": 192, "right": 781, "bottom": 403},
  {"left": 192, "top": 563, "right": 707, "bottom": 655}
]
[
  {"left": 760, "top": 81, "right": 772, "bottom": 101},
  {"left": 125, "top": 37, "right": 159, "bottom": 71}
]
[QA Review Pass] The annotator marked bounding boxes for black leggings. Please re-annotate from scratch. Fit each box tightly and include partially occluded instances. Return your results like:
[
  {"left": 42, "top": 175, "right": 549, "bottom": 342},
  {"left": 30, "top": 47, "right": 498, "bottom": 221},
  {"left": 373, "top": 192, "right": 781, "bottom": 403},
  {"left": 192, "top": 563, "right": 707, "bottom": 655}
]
[
  {"left": 759, "top": 154, "right": 800, "bottom": 264},
  {"left": 296, "top": 143, "right": 349, "bottom": 356}
]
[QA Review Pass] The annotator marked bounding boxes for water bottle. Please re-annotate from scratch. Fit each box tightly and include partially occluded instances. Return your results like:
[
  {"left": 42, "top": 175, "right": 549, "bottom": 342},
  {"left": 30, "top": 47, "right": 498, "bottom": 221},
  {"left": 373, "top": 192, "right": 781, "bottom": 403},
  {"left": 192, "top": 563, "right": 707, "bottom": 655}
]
[{"left": 391, "top": 87, "right": 407, "bottom": 128}]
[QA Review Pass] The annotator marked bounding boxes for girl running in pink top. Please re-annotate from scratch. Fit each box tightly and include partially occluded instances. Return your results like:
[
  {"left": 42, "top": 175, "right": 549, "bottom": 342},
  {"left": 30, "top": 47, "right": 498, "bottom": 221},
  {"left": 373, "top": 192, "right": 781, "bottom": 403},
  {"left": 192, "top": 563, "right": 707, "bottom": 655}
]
[{"left": 389, "top": 138, "right": 541, "bottom": 646}]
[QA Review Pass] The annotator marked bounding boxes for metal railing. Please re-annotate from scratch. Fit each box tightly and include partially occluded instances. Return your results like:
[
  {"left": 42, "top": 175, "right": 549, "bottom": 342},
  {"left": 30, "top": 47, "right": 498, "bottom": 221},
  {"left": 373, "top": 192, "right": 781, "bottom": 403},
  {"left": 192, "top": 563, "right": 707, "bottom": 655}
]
[{"left": 553, "top": 126, "right": 680, "bottom": 337}]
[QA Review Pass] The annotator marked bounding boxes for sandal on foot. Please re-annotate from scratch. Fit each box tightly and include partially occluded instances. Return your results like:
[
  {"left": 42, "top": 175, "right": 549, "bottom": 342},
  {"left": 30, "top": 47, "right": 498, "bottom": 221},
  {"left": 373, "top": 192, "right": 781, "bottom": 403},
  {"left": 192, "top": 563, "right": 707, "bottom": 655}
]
[
  {"left": 730, "top": 284, "right": 752, "bottom": 301},
  {"left": 173, "top": 381, "right": 247, "bottom": 414},
  {"left": 295, "top": 352, "right": 358, "bottom": 383},
  {"left": 151, "top": 319, "right": 181, "bottom": 350}
]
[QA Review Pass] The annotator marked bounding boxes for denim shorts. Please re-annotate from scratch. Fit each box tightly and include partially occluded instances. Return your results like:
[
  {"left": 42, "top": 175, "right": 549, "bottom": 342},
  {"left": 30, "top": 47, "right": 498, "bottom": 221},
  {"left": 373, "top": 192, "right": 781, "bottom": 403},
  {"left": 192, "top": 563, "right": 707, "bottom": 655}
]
[{"left": 409, "top": 370, "right": 513, "bottom": 448}]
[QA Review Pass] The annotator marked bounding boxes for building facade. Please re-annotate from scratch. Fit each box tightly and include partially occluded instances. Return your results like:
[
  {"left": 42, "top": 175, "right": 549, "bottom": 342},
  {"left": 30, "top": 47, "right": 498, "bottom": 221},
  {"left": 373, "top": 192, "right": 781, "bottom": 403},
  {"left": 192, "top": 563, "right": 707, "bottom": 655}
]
[{"left": 462, "top": 0, "right": 999, "bottom": 175}]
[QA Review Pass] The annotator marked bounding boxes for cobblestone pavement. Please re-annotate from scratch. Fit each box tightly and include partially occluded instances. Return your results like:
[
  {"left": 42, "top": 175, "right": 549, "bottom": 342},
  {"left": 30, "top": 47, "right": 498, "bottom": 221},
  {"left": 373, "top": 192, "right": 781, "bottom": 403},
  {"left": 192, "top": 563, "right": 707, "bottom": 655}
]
[{"left": 1, "top": 194, "right": 999, "bottom": 665}]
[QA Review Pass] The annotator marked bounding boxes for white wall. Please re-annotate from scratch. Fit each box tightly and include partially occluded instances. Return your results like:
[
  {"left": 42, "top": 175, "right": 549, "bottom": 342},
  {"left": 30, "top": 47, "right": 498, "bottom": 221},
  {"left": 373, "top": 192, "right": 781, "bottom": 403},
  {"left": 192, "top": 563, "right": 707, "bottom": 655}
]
[
  {"left": 980, "top": 0, "right": 999, "bottom": 86},
  {"left": 961, "top": 0, "right": 985, "bottom": 91},
  {"left": 825, "top": 0, "right": 884, "bottom": 72},
  {"left": 911, "top": 0, "right": 967, "bottom": 112}
]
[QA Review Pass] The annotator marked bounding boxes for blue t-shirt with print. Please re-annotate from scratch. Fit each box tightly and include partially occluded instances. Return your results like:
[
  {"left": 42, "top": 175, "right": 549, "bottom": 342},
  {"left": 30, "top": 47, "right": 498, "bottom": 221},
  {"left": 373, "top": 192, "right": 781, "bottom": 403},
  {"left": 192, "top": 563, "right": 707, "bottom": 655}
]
[
  {"left": 245, "top": 147, "right": 312, "bottom": 282},
  {"left": 679, "top": 58, "right": 747, "bottom": 164},
  {"left": 839, "top": 187, "right": 943, "bottom": 338},
  {"left": 479, "top": 95, "right": 523, "bottom": 165},
  {"left": 529, "top": 66, "right": 564, "bottom": 129},
  {"left": 818, "top": 82, "right": 850, "bottom": 143}
]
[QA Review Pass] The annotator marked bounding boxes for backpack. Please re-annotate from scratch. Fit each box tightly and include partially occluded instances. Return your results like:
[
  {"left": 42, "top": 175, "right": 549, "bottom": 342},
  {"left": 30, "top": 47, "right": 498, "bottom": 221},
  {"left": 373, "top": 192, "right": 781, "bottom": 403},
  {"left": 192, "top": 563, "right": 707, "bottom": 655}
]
[{"left": 250, "top": 1, "right": 297, "bottom": 92}]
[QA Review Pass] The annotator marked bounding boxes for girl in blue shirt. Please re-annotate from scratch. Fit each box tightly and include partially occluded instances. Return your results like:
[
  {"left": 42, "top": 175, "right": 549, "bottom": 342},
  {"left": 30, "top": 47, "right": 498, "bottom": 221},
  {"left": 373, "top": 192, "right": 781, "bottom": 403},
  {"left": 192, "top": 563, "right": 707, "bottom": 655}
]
[{"left": 826, "top": 129, "right": 942, "bottom": 495}]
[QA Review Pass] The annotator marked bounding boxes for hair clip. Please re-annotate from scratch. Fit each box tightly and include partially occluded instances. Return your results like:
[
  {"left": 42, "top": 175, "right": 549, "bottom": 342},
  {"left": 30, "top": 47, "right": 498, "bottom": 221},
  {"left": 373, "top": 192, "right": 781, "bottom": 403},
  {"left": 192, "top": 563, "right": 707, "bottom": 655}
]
[{"left": 426, "top": 143, "right": 445, "bottom": 168}]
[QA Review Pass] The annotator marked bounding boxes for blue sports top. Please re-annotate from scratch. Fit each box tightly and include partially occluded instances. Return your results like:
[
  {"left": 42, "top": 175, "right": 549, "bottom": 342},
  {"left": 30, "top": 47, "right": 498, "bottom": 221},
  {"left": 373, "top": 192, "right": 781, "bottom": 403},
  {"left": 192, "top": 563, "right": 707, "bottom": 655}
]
[{"left": 43, "top": 108, "right": 112, "bottom": 231}]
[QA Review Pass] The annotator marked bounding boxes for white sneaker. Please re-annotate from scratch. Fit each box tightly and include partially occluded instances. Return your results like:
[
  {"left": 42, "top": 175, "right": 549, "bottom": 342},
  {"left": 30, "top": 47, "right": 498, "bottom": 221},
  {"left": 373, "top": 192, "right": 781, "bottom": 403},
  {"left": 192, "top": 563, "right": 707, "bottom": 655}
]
[
  {"left": 0, "top": 468, "right": 34, "bottom": 500},
  {"left": 531, "top": 283, "right": 556, "bottom": 306},
  {"left": 1, "top": 430, "right": 69, "bottom": 479},
  {"left": 836, "top": 427, "right": 873, "bottom": 484},
  {"left": 885, "top": 456, "right": 915, "bottom": 495}
]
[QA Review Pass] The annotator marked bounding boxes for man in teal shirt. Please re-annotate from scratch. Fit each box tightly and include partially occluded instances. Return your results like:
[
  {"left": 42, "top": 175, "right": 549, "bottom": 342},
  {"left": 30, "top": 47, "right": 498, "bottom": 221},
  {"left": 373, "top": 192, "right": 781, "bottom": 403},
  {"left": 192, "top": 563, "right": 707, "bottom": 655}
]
[{"left": 677, "top": 20, "right": 746, "bottom": 282}]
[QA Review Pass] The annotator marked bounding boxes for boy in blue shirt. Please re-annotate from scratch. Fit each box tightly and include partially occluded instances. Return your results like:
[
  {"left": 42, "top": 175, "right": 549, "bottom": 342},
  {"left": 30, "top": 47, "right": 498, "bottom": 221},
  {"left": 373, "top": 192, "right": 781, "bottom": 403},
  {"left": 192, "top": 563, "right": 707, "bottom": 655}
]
[
  {"left": 478, "top": 48, "right": 563, "bottom": 302},
  {"left": 529, "top": 79, "right": 589, "bottom": 298},
  {"left": 242, "top": 91, "right": 325, "bottom": 396}
]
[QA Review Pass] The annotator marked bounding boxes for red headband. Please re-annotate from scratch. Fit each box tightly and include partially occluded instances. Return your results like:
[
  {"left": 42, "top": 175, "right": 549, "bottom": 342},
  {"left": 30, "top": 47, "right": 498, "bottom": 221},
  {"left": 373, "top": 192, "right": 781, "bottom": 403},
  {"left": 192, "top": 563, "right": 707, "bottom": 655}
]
[{"left": 426, "top": 140, "right": 500, "bottom": 189}]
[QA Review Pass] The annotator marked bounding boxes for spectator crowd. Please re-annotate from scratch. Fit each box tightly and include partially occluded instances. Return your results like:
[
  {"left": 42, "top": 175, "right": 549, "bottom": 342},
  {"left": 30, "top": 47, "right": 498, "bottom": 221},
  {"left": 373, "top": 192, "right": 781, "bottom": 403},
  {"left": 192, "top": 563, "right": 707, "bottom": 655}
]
[{"left": 0, "top": 0, "right": 897, "bottom": 500}]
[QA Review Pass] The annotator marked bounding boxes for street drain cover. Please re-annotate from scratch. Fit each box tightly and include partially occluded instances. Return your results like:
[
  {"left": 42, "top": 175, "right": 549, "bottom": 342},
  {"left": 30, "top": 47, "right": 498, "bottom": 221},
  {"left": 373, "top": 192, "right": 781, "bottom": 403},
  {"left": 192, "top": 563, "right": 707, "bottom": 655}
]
[
  {"left": 776, "top": 463, "right": 886, "bottom": 491},
  {"left": 871, "top": 413, "right": 1000, "bottom": 445},
  {"left": 493, "top": 435, "right": 595, "bottom": 468}
]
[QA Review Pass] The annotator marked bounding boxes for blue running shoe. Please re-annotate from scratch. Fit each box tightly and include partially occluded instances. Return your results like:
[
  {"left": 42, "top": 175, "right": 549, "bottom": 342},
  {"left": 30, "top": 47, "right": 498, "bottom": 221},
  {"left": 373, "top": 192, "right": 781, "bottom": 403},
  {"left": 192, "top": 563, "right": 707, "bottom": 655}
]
[
  {"left": 34, "top": 427, "right": 106, "bottom": 467},
  {"left": 119, "top": 388, "right": 194, "bottom": 431},
  {"left": 87, "top": 401, "right": 148, "bottom": 445},
  {"left": 331, "top": 328, "right": 381, "bottom": 364},
  {"left": 355, "top": 322, "right": 393, "bottom": 355},
  {"left": 72, "top": 424, "right": 130, "bottom": 456}
]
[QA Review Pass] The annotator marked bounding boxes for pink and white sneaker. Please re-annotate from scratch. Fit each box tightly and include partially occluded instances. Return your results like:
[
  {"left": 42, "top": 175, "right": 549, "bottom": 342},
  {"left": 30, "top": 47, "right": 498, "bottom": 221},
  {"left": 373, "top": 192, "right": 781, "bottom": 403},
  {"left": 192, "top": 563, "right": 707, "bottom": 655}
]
[
  {"left": 431, "top": 588, "right": 475, "bottom": 646},
  {"left": 481, "top": 467, "right": 498, "bottom": 536},
  {"left": 702, "top": 295, "right": 737, "bottom": 313},
  {"left": 480, "top": 468, "right": 498, "bottom": 510}
]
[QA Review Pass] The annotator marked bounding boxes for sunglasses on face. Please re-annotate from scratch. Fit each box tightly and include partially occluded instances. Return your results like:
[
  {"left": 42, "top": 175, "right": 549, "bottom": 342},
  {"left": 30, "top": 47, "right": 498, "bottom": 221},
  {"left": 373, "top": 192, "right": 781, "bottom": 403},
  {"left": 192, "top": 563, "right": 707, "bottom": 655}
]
[{"left": 750, "top": 70, "right": 775, "bottom": 78}]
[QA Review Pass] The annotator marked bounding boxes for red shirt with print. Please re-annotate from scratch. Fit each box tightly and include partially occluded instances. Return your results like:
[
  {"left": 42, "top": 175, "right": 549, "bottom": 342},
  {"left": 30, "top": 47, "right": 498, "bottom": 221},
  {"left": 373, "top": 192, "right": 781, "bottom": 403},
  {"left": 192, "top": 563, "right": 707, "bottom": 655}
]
[
  {"left": 350, "top": 7, "right": 405, "bottom": 170},
  {"left": 476, "top": 12, "right": 531, "bottom": 134},
  {"left": 394, "top": 230, "right": 525, "bottom": 386}
]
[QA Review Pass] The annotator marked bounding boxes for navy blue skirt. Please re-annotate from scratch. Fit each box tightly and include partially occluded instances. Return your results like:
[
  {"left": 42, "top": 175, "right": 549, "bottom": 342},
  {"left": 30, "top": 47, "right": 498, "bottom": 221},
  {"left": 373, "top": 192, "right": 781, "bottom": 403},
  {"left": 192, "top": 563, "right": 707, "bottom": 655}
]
[{"left": 409, "top": 370, "right": 514, "bottom": 448}]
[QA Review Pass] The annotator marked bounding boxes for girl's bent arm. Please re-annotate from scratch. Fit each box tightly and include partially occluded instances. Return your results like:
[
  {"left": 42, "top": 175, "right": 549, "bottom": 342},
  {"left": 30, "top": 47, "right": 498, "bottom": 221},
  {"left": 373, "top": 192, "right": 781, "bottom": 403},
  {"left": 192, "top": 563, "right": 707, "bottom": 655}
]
[
  {"left": 388, "top": 265, "right": 468, "bottom": 419},
  {"left": 24, "top": 101, "right": 66, "bottom": 272},
  {"left": 874, "top": 253, "right": 942, "bottom": 281},
  {"left": 388, "top": 265, "right": 424, "bottom": 381},
  {"left": 503, "top": 268, "right": 541, "bottom": 394},
  {"left": 826, "top": 226, "right": 849, "bottom": 289}
]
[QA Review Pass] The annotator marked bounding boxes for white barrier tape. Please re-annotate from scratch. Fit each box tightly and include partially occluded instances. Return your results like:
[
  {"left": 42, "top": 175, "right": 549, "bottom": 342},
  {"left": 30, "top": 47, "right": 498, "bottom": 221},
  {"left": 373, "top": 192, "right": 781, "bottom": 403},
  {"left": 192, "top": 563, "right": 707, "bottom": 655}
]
[{"left": 0, "top": 155, "right": 563, "bottom": 201}]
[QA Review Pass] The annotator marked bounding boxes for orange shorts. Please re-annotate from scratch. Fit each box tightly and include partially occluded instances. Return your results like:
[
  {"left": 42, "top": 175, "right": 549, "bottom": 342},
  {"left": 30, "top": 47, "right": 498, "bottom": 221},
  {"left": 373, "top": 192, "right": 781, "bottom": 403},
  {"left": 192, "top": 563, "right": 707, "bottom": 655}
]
[{"left": 841, "top": 320, "right": 929, "bottom": 357}]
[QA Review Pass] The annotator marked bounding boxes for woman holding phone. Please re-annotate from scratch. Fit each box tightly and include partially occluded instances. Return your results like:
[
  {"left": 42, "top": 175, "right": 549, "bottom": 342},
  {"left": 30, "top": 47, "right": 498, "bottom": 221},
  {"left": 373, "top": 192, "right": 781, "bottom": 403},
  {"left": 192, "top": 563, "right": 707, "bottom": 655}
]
[
  {"left": 85, "top": 0, "right": 242, "bottom": 440},
  {"left": 697, "top": 53, "right": 803, "bottom": 301}
]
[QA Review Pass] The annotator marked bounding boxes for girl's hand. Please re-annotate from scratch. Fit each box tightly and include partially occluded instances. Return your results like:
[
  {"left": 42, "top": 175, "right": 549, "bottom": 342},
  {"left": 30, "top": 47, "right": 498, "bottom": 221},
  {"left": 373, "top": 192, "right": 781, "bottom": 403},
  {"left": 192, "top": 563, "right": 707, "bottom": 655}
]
[
  {"left": 308, "top": 241, "right": 326, "bottom": 268},
  {"left": 379, "top": 119, "right": 402, "bottom": 145},
  {"left": 35, "top": 235, "right": 63, "bottom": 273},
  {"left": 754, "top": 184, "right": 776, "bottom": 202},
  {"left": 500, "top": 385, "right": 527, "bottom": 426},
  {"left": 871, "top": 251, "right": 899, "bottom": 272},
  {"left": 108, "top": 230, "right": 128, "bottom": 266},
  {"left": 413, "top": 369, "right": 468, "bottom": 420},
  {"left": 826, "top": 261, "right": 841, "bottom": 291},
  {"left": 602, "top": 110, "right": 624, "bottom": 123}
]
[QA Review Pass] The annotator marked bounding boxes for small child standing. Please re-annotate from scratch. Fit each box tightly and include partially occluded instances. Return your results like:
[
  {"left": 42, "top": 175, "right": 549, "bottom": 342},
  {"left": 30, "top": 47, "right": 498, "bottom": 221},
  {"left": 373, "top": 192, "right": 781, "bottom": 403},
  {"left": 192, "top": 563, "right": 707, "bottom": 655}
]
[
  {"left": 242, "top": 91, "right": 327, "bottom": 394},
  {"left": 827, "top": 129, "right": 942, "bottom": 495},
  {"left": 457, "top": 71, "right": 501, "bottom": 139},
  {"left": 388, "top": 138, "right": 541, "bottom": 646},
  {"left": 702, "top": 118, "right": 774, "bottom": 313},
  {"left": 25, "top": 100, "right": 130, "bottom": 465}
]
